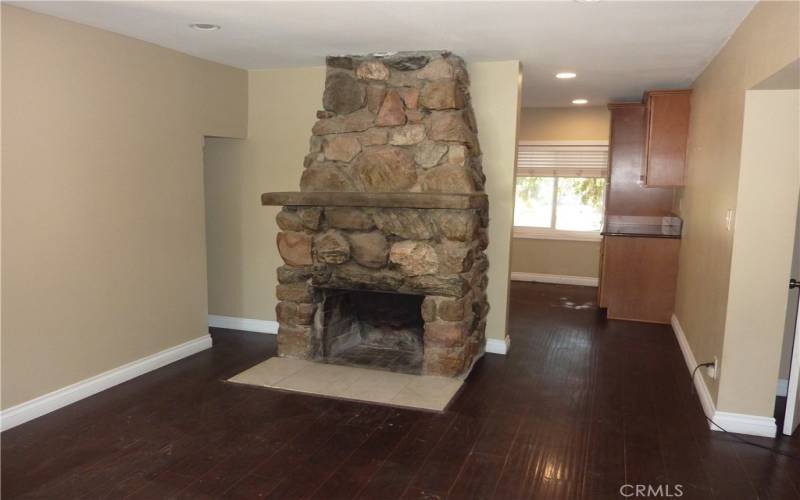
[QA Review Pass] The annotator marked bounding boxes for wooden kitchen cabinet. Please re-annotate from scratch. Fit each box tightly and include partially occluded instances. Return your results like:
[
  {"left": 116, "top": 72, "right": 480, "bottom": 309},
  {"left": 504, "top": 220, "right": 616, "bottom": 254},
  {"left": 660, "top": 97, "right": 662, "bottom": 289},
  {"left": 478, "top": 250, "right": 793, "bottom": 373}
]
[
  {"left": 597, "top": 237, "right": 608, "bottom": 308},
  {"left": 599, "top": 89, "right": 688, "bottom": 323},
  {"left": 599, "top": 235, "right": 680, "bottom": 324},
  {"left": 606, "top": 103, "right": 674, "bottom": 216},
  {"left": 642, "top": 90, "right": 691, "bottom": 187}
]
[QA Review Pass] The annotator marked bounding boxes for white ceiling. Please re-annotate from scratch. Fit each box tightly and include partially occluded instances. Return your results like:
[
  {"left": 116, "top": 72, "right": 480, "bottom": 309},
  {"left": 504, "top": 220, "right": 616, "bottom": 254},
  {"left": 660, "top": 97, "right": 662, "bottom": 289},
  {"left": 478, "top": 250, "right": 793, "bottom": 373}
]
[{"left": 13, "top": 1, "right": 756, "bottom": 107}]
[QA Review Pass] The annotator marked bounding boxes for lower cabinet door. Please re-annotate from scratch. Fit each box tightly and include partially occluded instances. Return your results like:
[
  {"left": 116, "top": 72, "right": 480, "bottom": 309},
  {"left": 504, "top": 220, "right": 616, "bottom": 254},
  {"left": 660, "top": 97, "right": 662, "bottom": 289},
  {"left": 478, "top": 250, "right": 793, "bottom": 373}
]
[{"left": 602, "top": 236, "right": 680, "bottom": 324}]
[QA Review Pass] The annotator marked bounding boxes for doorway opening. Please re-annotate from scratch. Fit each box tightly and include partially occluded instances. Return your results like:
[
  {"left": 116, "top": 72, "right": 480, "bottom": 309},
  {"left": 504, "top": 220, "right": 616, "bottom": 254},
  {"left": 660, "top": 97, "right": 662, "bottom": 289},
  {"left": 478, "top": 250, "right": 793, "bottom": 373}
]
[{"left": 509, "top": 135, "right": 609, "bottom": 303}]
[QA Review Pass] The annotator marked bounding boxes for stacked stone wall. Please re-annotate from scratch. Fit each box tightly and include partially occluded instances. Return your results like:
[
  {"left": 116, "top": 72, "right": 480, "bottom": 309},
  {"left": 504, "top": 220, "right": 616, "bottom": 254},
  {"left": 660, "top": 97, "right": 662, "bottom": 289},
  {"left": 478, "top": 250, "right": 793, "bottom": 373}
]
[{"left": 273, "top": 51, "right": 489, "bottom": 377}]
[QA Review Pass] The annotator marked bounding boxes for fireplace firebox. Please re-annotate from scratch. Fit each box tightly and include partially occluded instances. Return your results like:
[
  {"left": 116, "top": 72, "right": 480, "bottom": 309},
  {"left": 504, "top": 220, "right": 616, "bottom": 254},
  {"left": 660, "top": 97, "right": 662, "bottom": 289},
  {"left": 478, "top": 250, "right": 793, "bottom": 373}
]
[{"left": 319, "top": 290, "right": 424, "bottom": 374}]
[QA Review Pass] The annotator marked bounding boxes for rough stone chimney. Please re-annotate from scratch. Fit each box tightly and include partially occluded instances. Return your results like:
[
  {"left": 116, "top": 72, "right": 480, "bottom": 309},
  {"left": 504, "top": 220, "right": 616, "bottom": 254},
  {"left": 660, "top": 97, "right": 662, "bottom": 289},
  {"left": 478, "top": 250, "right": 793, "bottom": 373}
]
[{"left": 262, "top": 51, "right": 489, "bottom": 377}]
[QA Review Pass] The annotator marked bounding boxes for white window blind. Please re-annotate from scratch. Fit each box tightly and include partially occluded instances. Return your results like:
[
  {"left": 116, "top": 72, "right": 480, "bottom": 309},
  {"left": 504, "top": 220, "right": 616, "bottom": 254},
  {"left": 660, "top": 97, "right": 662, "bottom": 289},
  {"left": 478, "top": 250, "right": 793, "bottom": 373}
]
[{"left": 516, "top": 143, "right": 608, "bottom": 178}]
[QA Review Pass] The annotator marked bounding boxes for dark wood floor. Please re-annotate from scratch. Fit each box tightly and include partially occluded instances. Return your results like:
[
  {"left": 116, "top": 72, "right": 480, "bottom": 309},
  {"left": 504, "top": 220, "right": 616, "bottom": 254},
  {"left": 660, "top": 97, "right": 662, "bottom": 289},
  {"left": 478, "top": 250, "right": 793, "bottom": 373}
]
[{"left": 3, "top": 282, "right": 799, "bottom": 499}]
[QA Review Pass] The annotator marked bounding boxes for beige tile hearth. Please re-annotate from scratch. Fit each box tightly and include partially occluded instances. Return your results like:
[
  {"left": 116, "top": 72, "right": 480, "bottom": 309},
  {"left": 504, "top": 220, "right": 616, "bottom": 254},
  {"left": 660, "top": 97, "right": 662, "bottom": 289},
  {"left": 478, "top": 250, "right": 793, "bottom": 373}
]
[
  {"left": 391, "top": 375, "right": 463, "bottom": 410},
  {"left": 278, "top": 362, "right": 364, "bottom": 395},
  {"left": 228, "top": 356, "right": 307, "bottom": 386},
  {"left": 338, "top": 370, "right": 412, "bottom": 404},
  {"left": 228, "top": 357, "right": 463, "bottom": 411}
]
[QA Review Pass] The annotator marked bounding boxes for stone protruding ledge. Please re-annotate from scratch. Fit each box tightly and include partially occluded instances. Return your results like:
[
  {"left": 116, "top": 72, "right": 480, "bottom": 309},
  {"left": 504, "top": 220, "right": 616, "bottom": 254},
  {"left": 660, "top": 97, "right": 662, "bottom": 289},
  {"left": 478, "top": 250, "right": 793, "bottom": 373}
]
[{"left": 261, "top": 191, "right": 488, "bottom": 210}]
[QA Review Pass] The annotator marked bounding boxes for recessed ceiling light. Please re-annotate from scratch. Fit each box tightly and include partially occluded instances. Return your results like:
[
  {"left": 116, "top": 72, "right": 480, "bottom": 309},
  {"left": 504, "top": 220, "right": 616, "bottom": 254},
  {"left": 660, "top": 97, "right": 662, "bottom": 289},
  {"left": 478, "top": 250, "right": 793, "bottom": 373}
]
[
  {"left": 572, "top": 99, "right": 589, "bottom": 105},
  {"left": 189, "top": 23, "right": 221, "bottom": 31},
  {"left": 556, "top": 72, "right": 577, "bottom": 79}
]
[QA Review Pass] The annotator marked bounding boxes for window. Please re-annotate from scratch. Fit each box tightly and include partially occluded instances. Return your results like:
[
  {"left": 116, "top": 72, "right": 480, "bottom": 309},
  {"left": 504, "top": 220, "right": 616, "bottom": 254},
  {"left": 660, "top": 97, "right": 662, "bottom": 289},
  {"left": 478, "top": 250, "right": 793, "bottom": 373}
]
[{"left": 514, "top": 142, "right": 608, "bottom": 241}]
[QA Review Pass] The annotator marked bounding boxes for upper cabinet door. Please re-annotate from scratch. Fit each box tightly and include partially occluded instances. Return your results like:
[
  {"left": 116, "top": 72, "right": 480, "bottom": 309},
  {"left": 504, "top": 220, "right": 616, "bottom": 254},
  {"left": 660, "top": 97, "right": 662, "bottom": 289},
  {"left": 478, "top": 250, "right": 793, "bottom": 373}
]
[{"left": 643, "top": 90, "right": 691, "bottom": 187}]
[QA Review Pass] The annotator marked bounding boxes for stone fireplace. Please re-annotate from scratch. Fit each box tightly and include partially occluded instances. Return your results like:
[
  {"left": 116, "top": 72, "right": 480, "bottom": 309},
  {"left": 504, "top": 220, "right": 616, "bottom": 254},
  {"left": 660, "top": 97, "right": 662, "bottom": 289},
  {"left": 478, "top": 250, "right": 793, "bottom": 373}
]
[{"left": 262, "top": 51, "right": 489, "bottom": 377}]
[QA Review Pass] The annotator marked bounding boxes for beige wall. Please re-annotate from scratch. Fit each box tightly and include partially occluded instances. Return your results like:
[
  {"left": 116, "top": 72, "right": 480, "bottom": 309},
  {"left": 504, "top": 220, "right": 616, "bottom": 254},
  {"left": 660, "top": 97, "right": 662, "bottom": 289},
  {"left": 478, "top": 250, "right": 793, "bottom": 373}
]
[
  {"left": 511, "top": 106, "right": 609, "bottom": 278},
  {"left": 1, "top": 6, "right": 247, "bottom": 409},
  {"left": 519, "top": 106, "right": 610, "bottom": 142},
  {"left": 471, "top": 61, "right": 523, "bottom": 341},
  {"left": 205, "top": 61, "right": 522, "bottom": 343},
  {"left": 717, "top": 89, "right": 799, "bottom": 417},
  {"left": 673, "top": 0, "right": 800, "bottom": 409},
  {"left": 511, "top": 239, "right": 601, "bottom": 278},
  {"left": 205, "top": 67, "right": 325, "bottom": 321}
]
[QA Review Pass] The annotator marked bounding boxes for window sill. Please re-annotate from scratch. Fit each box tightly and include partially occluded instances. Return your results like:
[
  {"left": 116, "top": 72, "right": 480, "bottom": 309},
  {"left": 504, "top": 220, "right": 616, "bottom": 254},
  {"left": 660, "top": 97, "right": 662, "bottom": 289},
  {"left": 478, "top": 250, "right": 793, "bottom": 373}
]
[{"left": 513, "top": 228, "right": 603, "bottom": 242}]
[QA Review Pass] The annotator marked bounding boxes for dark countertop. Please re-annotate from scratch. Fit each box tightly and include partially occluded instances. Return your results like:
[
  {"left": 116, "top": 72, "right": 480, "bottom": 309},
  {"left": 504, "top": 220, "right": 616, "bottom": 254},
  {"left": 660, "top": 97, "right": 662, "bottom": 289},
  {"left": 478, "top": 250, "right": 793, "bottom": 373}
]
[{"left": 602, "top": 215, "right": 682, "bottom": 239}]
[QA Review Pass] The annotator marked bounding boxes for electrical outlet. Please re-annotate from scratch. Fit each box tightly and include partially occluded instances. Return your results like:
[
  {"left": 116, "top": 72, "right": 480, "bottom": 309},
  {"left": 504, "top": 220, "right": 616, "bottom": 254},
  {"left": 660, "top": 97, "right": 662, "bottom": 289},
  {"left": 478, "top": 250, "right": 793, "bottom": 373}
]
[{"left": 707, "top": 357, "right": 719, "bottom": 380}]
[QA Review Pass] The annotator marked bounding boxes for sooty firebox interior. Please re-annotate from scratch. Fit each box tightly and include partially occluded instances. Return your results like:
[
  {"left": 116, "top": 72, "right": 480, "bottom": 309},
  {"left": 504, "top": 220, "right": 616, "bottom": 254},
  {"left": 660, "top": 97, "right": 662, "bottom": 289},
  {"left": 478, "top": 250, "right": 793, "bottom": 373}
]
[{"left": 320, "top": 290, "right": 424, "bottom": 374}]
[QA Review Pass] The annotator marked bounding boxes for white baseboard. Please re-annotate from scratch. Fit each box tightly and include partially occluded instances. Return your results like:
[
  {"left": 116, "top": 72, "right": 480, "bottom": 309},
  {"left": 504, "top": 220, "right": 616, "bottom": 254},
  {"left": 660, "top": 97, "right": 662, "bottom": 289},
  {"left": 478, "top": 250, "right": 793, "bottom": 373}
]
[
  {"left": 486, "top": 335, "right": 510, "bottom": 355},
  {"left": 208, "top": 315, "right": 278, "bottom": 334},
  {"left": 777, "top": 378, "right": 789, "bottom": 397},
  {"left": 670, "top": 314, "right": 777, "bottom": 438},
  {"left": 510, "top": 272, "right": 598, "bottom": 287},
  {"left": 710, "top": 411, "right": 778, "bottom": 438},
  {"left": 0, "top": 334, "right": 212, "bottom": 432},
  {"left": 671, "top": 314, "right": 717, "bottom": 420}
]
